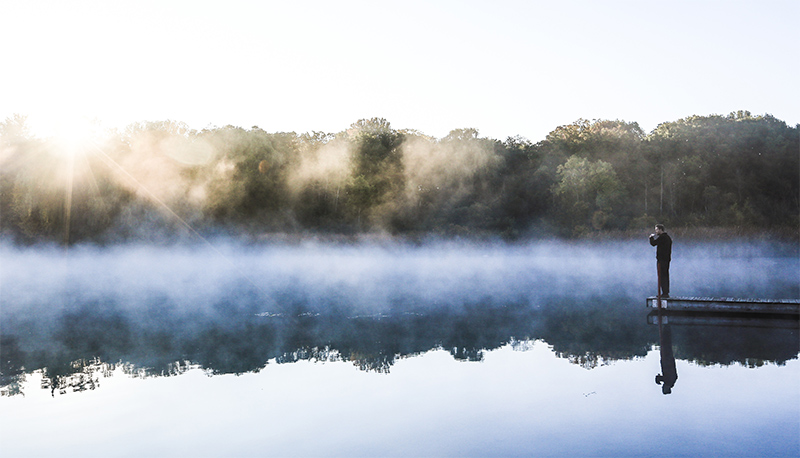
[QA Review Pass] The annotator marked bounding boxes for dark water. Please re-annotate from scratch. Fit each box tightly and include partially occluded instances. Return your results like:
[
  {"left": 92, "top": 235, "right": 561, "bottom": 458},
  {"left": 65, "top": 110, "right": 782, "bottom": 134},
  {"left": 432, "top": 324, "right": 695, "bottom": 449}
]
[{"left": 1, "top": 240, "right": 798, "bottom": 457}]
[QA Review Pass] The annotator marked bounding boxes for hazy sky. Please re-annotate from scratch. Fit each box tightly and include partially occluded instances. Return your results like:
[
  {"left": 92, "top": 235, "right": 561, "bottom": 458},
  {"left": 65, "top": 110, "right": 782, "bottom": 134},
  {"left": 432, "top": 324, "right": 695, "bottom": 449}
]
[{"left": 2, "top": 0, "right": 797, "bottom": 141}]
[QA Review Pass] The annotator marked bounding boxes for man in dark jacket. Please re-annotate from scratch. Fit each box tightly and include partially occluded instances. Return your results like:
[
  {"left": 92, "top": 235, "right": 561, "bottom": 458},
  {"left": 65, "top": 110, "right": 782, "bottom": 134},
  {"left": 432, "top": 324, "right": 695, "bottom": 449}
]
[{"left": 649, "top": 224, "right": 672, "bottom": 297}]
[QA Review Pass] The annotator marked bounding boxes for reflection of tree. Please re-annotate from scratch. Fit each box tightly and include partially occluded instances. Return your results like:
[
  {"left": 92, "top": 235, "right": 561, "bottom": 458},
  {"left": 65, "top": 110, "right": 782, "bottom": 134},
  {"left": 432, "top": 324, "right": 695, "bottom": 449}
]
[
  {"left": 2, "top": 298, "right": 540, "bottom": 395},
  {"left": 56, "top": 304, "right": 132, "bottom": 360},
  {"left": 537, "top": 298, "right": 652, "bottom": 369},
  {"left": 670, "top": 322, "right": 799, "bottom": 367},
  {"left": 564, "top": 353, "right": 610, "bottom": 370},
  {"left": 2, "top": 294, "right": 798, "bottom": 396},
  {"left": 0, "top": 336, "right": 25, "bottom": 397},
  {"left": 42, "top": 358, "right": 105, "bottom": 396}
]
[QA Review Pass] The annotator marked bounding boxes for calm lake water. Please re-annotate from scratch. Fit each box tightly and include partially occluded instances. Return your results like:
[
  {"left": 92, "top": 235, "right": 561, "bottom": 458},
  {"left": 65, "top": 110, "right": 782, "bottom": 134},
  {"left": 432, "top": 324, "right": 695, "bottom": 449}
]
[{"left": 1, "top": 240, "right": 798, "bottom": 457}]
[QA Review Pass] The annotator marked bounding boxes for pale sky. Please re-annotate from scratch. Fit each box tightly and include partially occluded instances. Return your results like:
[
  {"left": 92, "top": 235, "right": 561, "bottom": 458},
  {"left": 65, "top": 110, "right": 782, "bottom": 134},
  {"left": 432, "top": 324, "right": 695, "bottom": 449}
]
[{"left": 2, "top": 0, "right": 798, "bottom": 142}]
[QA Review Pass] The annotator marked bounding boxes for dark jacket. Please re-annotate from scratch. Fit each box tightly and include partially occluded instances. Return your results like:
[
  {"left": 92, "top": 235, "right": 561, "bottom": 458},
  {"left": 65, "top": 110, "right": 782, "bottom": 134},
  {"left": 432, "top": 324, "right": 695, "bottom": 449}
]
[{"left": 649, "top": 233, "right": 672, "bottom": 262}]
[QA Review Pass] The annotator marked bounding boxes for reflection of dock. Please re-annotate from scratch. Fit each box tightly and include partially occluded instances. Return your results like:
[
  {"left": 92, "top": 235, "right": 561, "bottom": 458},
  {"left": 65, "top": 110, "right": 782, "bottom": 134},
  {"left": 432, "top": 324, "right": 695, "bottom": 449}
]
[
  {"left": 646, "top": 296, "right": 800, "bottom": 315},
  {"left": 647, "top": 311, "right": 799, "bottom": 329}
]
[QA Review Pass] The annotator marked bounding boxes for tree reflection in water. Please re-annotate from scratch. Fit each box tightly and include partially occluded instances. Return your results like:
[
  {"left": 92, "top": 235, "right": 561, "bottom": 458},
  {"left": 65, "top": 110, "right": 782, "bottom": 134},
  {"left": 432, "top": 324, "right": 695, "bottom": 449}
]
[{"left": 1, "top": 293, "right": 797, "bottom": 397}]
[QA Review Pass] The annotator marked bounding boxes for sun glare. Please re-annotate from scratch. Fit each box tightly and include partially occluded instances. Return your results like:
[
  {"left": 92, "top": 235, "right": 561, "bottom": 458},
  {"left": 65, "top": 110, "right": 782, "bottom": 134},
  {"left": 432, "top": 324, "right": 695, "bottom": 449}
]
[{"left": 28, "top": 114, "right": 103, "bottom": 155}]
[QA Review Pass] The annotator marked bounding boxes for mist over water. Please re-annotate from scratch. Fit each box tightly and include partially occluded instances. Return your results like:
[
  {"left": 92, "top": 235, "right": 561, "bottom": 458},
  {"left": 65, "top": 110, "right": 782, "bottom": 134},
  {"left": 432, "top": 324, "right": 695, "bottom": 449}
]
[{"left": 2, "top": 239, "right": 797, "bottom": 317}]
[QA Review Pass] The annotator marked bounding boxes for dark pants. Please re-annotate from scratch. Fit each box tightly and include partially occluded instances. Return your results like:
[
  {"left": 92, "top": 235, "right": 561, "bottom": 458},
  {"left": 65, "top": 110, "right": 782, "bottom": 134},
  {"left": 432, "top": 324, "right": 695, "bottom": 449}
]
[{"left": 658, "top": 260, "right": 670, "bottom": 295}]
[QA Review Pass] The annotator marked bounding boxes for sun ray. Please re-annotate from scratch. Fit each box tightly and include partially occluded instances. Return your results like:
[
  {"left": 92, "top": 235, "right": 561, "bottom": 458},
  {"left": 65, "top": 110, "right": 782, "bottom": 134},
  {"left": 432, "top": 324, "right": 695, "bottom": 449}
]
[
  {"left": 63, "top": 149, "right": 75, "bottom": 246},
  {"left": 86, "top": 140, "right": 279, "bottom": 310}
]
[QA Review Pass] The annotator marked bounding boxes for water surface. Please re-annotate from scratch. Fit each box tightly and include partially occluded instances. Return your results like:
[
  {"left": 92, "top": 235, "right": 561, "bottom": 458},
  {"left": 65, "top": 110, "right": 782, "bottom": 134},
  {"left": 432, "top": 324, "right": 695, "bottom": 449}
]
[{"left": 1, "top": 240, "right": 798, "bottom": 457}]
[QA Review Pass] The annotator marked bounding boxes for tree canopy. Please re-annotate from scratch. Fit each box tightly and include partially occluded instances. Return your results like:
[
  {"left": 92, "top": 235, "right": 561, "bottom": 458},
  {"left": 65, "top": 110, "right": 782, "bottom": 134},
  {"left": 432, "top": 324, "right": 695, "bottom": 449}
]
[{"left": 1, "top": 111, "right": 797, "bottom": 243}]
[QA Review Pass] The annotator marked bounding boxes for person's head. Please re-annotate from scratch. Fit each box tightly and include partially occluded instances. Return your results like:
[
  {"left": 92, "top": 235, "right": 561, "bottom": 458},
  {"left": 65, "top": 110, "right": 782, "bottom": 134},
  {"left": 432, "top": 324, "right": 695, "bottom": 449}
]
[
  {"left": 655, "top": 374, "right": 672, "bottom": 394},
  {"left": 654, "top": 224, "right": 665, "bottom": 235}
]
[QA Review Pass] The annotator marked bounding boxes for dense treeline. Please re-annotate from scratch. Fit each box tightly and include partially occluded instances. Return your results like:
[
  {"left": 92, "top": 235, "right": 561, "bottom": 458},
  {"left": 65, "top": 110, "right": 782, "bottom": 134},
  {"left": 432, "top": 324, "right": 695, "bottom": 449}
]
[{"left": 0, "top": 111, "right": 797, "bottom": 243}]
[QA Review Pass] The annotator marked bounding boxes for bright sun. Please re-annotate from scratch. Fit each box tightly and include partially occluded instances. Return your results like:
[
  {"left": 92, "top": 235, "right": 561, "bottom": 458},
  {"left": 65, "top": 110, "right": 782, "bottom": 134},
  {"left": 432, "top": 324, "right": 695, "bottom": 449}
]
[{"left": 27, "top": 113, "right": 103, "bottom": 155}]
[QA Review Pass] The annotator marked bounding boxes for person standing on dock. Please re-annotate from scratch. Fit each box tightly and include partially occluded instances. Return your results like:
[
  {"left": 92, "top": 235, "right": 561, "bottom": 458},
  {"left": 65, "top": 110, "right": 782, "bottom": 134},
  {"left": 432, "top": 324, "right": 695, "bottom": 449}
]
[{"left": 649, "top": 224, "right": 672, "bottom": 297}]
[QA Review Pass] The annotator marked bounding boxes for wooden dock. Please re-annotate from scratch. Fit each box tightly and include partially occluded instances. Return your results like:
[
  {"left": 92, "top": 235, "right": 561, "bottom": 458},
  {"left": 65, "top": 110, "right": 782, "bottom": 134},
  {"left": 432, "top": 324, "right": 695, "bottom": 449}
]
[{"left": 646, "top": 296, "right": 800, "bottom": 315}]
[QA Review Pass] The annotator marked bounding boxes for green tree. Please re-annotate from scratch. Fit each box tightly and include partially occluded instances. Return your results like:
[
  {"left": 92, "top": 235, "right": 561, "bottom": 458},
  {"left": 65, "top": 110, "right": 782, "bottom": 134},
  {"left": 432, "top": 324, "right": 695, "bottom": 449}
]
[
  {"left": 645, "top": 112, "right": 799, "bottom": 228},
  {"left": 552, "top": 156, "right": 624, "bottom": 234},
  {"left": 198, "top": 126, "right": 299, "bottom": 232},
  {"left": 343, "top": 118, "right": 405, "bottom": 229},
  {"left": 538, "top": 119, "right": 647, "bottom": 229}
]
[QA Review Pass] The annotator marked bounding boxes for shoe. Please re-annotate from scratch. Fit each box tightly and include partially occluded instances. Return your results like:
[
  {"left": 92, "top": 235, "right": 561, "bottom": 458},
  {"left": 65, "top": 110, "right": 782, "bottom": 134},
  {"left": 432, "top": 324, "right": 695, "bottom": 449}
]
[{"left": 662, "top": 294, "right": 669, "bottom": 298}]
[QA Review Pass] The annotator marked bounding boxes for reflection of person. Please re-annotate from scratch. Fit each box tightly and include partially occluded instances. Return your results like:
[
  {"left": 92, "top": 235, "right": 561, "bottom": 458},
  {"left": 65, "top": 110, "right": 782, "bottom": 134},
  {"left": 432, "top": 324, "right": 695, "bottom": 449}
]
[
  {"left": 649, "top": 224, "right": 672, "bottom": 297},
  {"left": 655, "top": 318, "right": 678, "bottom": 395}
]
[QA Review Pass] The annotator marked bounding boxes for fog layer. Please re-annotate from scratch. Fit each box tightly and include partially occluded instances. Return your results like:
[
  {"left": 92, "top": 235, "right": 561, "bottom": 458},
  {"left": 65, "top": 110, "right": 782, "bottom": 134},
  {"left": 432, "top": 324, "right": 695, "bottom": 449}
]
[{"left": 2, "top": 240, "right": 797, "bottom": 319}]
